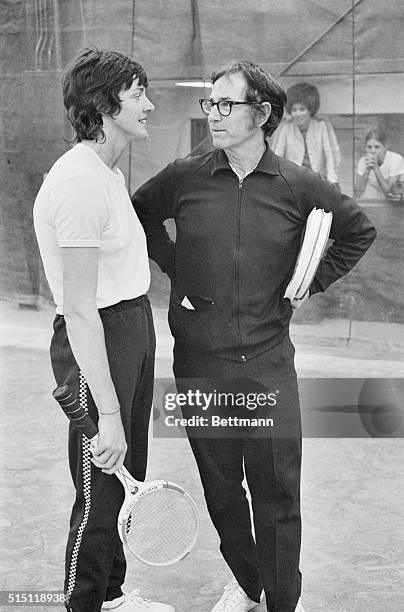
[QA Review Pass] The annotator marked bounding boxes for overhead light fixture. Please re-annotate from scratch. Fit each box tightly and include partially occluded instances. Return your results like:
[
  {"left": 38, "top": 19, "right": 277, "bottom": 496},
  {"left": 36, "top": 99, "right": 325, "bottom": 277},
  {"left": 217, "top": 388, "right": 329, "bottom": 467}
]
[{"left": 175, "top": 80, "right": 211, "bottom": 88}]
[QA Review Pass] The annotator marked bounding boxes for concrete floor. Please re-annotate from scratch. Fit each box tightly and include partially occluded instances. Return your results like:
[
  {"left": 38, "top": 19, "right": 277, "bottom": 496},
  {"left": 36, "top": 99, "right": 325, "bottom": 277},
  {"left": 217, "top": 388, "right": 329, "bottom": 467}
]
[{"left": 0, "top": 301, "right": 403, "bottom": 611}]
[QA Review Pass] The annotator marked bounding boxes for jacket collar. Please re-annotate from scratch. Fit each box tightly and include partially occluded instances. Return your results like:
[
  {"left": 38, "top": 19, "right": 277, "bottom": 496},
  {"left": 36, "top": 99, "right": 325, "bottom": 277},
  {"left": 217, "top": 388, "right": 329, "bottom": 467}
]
[{"left": 211, "top": 143, "right": 280, "bottom": 176}]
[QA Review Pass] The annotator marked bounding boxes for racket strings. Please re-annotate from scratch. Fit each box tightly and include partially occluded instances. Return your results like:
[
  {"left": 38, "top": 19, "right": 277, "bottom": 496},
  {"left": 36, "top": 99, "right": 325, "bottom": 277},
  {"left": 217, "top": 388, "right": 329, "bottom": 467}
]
[{"left": 124, "top": 488, "right": 198, "bottom": 564}]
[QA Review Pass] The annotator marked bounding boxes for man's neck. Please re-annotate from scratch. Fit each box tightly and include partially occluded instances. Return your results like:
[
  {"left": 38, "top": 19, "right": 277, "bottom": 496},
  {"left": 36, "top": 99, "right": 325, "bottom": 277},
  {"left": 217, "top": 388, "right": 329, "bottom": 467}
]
[{"left": 225, "top": 136, "right": 266, "bottom": 179}]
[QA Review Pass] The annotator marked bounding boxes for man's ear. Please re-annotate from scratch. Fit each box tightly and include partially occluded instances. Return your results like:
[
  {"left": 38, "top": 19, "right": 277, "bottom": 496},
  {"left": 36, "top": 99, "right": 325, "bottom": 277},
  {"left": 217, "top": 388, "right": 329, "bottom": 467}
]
[{"left": 260, "top": 102, "right": 272, "bottom": 126}]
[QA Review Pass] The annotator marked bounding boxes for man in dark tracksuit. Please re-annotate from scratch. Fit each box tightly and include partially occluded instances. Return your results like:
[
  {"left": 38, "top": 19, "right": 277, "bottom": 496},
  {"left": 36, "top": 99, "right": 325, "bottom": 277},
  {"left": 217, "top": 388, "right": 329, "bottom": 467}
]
[{"left": 132, "top": 60, "right": 376, "bottom": 612}]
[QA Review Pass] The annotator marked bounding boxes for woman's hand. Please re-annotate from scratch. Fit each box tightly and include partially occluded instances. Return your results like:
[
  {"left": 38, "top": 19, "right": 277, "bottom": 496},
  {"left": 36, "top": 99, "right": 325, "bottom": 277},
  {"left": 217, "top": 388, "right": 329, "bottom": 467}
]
[
  {"left": 91, "top": 412, "right": 127, "bottom": 474},
  {"left": 365, "top": 153, "right": 378, "bottom": 170}
]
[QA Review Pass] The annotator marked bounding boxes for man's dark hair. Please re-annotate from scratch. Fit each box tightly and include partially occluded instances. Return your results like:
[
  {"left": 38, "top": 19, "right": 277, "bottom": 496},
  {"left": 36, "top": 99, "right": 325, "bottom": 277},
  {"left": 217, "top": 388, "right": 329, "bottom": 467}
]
[
  {"left": 285, "top": 82, "right": 320, "bottom": 117},
  {"left": 62, "top": 48, "right": 148, "bottom": 143},
  {"left": 211, "top": 60, "right": 286, "bottom": 137}
]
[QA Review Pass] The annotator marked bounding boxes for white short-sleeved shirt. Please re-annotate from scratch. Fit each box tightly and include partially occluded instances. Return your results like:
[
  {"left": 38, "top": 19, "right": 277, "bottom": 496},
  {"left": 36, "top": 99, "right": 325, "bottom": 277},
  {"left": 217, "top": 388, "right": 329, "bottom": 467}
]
[
  {"left": 33, "top": 143, "right": 150, "bottom": 314},
  {"left": 357, "top": 150, "right": 404, "bottom": 200}
]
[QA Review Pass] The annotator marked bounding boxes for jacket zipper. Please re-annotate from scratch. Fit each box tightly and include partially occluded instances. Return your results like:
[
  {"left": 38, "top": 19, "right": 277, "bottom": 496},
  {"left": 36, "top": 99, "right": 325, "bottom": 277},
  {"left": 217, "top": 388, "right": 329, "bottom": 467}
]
[{"left": 235, "top": 177, "right": 246, "bottom": 363}]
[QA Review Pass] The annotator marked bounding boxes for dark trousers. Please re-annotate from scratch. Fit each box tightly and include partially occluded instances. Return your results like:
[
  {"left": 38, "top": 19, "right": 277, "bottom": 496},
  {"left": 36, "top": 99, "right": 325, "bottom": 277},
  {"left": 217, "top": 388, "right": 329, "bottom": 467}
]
[
  {"left": 50, "top": 296, "right": 155, "bottom": 612},
  {"left": 173, "top": 335, "right": 302, "bottom": 612}
]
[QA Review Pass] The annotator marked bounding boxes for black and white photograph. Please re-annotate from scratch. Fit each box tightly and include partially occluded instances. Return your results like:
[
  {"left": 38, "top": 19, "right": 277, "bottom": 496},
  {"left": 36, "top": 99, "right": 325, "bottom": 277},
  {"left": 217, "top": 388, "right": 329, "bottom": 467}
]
[{"left": 0, "top": 2, "right": 403, "bottom": 611}]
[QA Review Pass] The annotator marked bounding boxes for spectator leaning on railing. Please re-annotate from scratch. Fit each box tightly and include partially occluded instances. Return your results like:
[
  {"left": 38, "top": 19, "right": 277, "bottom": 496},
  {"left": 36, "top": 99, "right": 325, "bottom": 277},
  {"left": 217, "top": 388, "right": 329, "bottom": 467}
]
[{"left": 355, "top": 129, "right": 404, "bottom": 201}]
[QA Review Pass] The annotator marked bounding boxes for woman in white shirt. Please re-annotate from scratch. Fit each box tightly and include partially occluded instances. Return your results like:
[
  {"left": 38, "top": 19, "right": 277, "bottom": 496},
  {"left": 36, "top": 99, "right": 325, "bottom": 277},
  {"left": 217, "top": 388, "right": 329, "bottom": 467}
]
[
  {"left": 272, "top": 82, "right": 341, "bottom": 186},
  {"left": 34, "top": 48, "right": 174, "bottom": 612},
  {"left": 355, "top": 129, "right": 404, "bottom": 200}
]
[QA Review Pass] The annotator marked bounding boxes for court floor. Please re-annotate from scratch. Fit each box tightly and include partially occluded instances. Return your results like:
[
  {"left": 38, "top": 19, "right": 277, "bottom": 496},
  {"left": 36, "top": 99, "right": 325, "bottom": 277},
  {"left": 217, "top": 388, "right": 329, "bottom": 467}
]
[{"left": 0, "top": 302, "right": 403, "bottom": 611}]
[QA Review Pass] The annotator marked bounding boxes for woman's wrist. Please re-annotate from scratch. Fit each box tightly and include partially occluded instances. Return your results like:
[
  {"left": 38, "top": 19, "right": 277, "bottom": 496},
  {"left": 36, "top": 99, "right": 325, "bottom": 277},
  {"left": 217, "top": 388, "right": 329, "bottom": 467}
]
[{"left": 98, "top": 406, "right": 121, "bottom": 416}]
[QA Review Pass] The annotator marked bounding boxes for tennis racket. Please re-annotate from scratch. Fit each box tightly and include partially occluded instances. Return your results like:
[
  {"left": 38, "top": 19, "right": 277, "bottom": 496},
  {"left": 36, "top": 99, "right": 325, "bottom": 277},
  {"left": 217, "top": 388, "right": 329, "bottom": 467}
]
[{"left": 52, "top": 384, "right": 200, "bottom": 566}]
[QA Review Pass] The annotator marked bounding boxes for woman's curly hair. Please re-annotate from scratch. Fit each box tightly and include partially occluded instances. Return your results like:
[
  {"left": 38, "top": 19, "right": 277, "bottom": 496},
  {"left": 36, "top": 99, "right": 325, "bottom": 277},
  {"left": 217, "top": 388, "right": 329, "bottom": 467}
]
[{"left": 285, "top": 82, "right": 320, "bottom": 116}]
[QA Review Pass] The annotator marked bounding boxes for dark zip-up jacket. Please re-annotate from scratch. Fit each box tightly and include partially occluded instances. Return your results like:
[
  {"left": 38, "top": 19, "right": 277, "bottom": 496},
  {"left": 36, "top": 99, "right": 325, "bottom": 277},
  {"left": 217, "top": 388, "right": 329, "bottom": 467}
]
[{"left": 132, "top": 146, "right": 376, "bottom": 361}]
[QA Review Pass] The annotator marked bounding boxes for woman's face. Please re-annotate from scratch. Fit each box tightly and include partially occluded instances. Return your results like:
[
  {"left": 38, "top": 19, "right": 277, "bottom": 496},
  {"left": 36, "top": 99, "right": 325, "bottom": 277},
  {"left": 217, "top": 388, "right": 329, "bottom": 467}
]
[
  {"left": 290, "top": 103, "right": 311, "bottom": 130},
  {"left": 366, "top": 138, "right": 386, "bottom": 163}
]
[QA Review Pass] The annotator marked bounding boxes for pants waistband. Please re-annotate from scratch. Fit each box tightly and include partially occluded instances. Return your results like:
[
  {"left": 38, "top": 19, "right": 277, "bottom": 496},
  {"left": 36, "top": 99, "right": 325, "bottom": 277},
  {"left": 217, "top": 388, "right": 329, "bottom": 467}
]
[
  {"left": 54, "top": 296, "right": 150, "bottom": 325},
  {"left": 98, "top": 294, "right": 149, "bottom": 314}
]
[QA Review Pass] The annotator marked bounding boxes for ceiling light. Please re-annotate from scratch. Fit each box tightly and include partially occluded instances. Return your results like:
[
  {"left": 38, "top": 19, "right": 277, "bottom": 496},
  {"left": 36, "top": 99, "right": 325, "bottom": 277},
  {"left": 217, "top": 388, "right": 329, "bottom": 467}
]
[{"left": 175, "top": 81, "right": 211, "bottom": 88}]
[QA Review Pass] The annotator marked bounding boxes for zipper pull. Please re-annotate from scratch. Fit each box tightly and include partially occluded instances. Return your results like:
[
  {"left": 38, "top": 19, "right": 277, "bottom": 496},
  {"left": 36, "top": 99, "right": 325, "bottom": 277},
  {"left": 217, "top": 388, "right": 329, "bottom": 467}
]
[{"left": 241, "top": 355, "right": 246, "bottom": 363}]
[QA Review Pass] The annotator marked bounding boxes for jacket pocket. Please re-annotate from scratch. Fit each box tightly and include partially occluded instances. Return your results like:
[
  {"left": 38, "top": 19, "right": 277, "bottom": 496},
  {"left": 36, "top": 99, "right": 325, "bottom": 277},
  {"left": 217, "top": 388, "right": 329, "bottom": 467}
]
[{"left": 168, "top": 286, "right": 218, "bottom": 351}]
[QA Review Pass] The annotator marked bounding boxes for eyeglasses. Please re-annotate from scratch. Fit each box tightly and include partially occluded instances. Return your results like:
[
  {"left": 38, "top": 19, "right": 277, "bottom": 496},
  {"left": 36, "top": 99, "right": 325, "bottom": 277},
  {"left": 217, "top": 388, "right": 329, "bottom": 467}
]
[{"left": 199, "top": 98, "right": 255, "bottom": 117}]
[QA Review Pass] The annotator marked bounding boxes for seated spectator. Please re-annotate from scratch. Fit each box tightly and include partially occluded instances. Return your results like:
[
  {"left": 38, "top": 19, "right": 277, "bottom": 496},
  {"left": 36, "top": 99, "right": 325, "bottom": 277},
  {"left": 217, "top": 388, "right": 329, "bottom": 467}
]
[
  {"left": 272, "top": 82, "right": 340, "bottom": 186},
  {"left": 355, "top": 129, "right": 404, "bottom": 200}
]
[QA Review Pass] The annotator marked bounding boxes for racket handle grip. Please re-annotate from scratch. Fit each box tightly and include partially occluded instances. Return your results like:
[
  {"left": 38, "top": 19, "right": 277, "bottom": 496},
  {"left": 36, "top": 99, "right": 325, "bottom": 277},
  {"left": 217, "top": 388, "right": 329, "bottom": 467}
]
[{"left": 53, "top": 384, "right": 99, "bottom": 440}]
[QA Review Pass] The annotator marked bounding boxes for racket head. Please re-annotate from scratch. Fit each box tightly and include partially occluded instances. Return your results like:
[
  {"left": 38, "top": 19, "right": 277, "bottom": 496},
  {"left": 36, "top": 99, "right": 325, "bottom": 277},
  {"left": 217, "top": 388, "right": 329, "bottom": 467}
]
[{"left": 117, "top": 479, "right": 200, "bottom": 566}]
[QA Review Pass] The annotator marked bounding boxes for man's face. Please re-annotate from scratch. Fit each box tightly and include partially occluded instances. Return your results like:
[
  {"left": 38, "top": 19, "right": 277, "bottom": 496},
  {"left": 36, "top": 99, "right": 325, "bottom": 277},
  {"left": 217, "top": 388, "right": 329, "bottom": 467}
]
[
  {"left": 207, "top": 72, "right": 261, "bottom": 152},
  {"left": 105, "top": 77, "right": 155, "bottom": 142}
]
